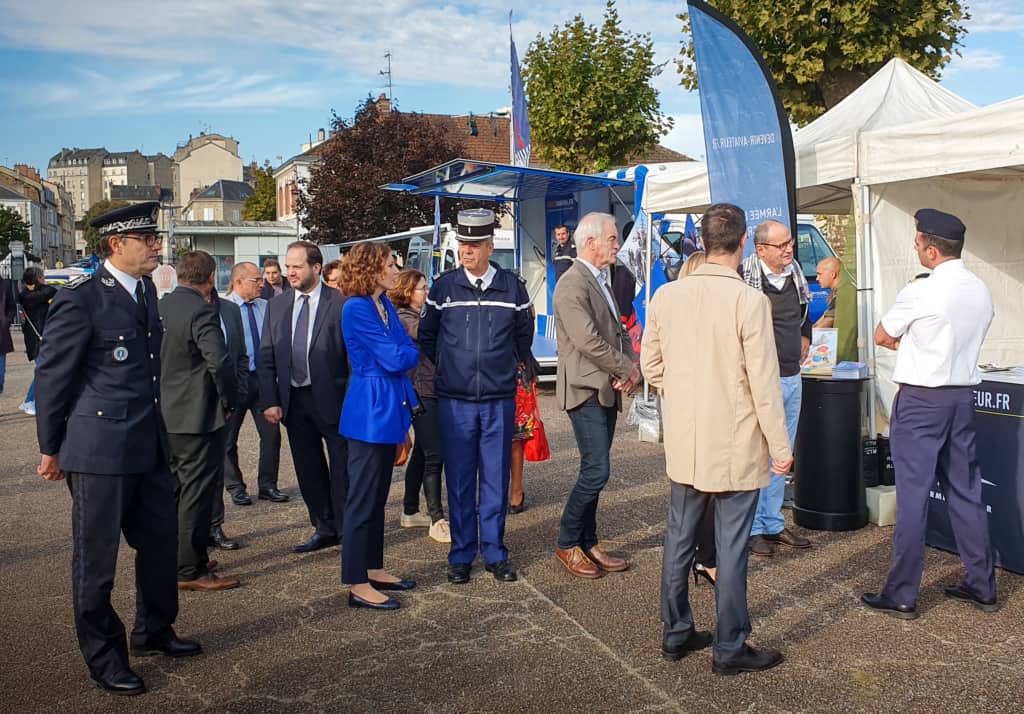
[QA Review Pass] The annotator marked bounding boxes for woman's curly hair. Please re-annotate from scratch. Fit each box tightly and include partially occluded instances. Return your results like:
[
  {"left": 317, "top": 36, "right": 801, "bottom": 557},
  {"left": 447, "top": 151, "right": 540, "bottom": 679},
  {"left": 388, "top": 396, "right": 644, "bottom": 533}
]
[{"left": 339, "top": 243, "right": 391, "bottom": 297}]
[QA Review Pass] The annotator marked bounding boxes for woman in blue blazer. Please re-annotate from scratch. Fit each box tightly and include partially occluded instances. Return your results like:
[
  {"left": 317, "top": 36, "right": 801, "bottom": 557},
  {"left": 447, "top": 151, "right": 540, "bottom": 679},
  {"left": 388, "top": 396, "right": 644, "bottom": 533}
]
[{"left": 338, "top": 243, "right": 421, "bottom": 610}]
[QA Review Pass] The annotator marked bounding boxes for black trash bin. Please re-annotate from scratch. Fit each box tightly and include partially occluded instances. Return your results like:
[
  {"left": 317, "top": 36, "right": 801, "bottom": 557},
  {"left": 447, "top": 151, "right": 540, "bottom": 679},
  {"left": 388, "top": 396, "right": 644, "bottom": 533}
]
[{"left": 793, "top": 376, "right": 868, "bottom": 531}]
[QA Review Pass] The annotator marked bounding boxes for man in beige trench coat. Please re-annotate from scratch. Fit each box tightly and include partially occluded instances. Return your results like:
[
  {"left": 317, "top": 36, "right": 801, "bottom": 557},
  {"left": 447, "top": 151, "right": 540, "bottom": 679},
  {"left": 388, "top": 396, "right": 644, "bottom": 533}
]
[{"left": 641, "top": 203, "right": 793, "bottom": 676}]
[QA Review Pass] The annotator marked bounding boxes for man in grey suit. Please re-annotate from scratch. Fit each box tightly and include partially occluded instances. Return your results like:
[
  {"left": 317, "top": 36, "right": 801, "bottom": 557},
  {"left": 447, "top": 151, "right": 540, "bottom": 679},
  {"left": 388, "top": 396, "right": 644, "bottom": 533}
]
[
  {"left": 552, "top": 212, "right": 641, "bottom": 579},
  {"left": 159, "top": 251, "right": 240, "bottom": 591},
  {"left": 208, "top": 283, "right": 252, "bottom": 551},
  {"left": 259, "top": 241, "right": 349, "bottom": 554}
]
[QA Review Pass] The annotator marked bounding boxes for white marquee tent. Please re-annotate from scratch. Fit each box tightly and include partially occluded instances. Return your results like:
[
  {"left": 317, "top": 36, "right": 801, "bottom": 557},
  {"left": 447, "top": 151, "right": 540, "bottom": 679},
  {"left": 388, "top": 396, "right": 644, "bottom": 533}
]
[{"left": 633, "top": 59, "right": 1024, "bottom": 425}]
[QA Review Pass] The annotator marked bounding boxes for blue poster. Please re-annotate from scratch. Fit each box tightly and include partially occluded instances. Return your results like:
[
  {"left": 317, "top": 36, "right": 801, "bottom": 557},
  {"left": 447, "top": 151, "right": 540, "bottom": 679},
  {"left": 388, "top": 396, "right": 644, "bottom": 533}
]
[{"left": 687, "top": 0, "right": 796, "bottom": 249}]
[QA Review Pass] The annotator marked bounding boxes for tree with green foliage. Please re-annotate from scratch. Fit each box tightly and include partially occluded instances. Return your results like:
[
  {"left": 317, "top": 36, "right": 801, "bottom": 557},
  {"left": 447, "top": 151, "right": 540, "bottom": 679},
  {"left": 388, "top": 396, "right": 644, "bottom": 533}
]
[
  {"left": 677, "top": 0, "right": 970, "bottom": 125},
  {"left": 243, "top": 162, "right": 277, "bottom": 221},
  {"left": 79, "top": 199, "right": 129, "bottom": 255},
  {"left": 0, "top": 206, "right": 30, "bottom": 257},
  {"left": 522, "top": 0, "right": 673, "bottom": 173}
]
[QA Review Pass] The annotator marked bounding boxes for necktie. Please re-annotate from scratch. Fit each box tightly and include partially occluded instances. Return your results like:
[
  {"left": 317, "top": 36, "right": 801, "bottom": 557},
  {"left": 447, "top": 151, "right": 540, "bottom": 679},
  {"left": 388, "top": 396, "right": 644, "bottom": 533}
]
[
  {"left": 598, "top": 268, "right": 617, "bottom": 317},
  {"left": 245, "top": 302, "right": 261, "bottom": 371},
  {"left": 292, "top": 295, "right": 310, "bottom": 385},
  {"left": 475, "top": 278, "right": 484, "bottom": 292},
  {"left": 134, "top": 281, "right": 147, "bottom": 323}
]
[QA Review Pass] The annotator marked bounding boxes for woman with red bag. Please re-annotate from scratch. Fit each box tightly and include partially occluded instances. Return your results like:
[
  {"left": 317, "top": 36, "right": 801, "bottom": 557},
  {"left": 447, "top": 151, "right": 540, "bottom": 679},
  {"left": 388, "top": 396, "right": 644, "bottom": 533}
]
[{"left": 510, "top": 369, "right": 538, "bottom": 513}]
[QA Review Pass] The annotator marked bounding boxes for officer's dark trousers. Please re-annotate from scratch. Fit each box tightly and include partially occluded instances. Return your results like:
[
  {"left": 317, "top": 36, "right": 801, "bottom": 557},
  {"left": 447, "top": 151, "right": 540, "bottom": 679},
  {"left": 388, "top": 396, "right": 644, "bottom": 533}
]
[
  {"left": 342, "top": 439, "right": 394, "bottom": 584},
  {"left": 168, "top": 427, "right": 226, "bottom": 581},
  {"left": 882, "top": 385, "right": 995, "bottom": 605},
  {"left": 661, "top": 484, "right": 758, "bottom": 658},
  {"left": 559, "top": 395, "right": 617, "bottom": 551},
  {"left": 284, "top": 386, "right": 348, "bottom": 538},
  {"left": 212, "top": 372, "right": 282, "bottom": 527},
  {"left": 67, "top": 468, "right": 178, "bottom": 679},
  {"left": 439, "top": 397, "right": 513, "bottom": 566}
]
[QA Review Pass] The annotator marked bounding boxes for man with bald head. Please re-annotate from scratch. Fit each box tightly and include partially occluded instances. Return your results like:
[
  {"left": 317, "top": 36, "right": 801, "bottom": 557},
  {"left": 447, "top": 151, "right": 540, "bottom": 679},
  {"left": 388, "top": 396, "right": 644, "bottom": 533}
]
[
  {"left": 740, "top": 219, "right": 813, "bottom": 557},
  {"left": 814, "top": 257, "right": 842, "bottom": 329},
  {"left": 215, "top": 262, "right": 287, "bottom": 533}
]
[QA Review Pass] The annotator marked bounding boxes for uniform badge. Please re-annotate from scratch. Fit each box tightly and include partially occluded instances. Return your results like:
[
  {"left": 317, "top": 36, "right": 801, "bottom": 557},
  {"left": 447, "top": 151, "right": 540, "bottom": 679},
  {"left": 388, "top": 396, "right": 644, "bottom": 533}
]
[
  {"left": 113, "top": 339, "right": 129, "bottom": 362},
  {"left": 101, "top": 277, "right": 115, "bottom": 287}
]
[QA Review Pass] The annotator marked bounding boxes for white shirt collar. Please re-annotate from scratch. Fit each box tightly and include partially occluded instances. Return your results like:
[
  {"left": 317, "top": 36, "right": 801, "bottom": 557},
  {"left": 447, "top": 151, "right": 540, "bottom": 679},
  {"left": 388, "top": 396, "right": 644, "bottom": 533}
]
[
  {"left": 293, "top": 280, "right": 322, "bottom": 305},
  {"left": 759, "top": 258, "right": 793, "bottom": 277},
  {"left": 103, "top": 259, "right": 141, "bottom": 300},
  {"left": 229, "top": 291, "right": 261, "bottom": 307},
  {"left": 464, "top": 263, "right": 497, "bottom": 291}
]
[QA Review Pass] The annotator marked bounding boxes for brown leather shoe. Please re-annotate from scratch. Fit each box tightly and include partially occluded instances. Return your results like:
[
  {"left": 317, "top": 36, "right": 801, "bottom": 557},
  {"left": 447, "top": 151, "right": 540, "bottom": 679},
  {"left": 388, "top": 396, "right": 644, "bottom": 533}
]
[
  {"left": 178, "top": 574, "right": 240, "bottom": 591},
  {"left": 555, "top": 546, "right": 603, "bottom": 579},
  {"left": 585, "top": 544, "right": 629, "bottom": 572},
  {"left": 749, "top": 535, "right": 775, "bottom": 557},
  {"left": 763, "top": 528, "right": 811, "bottom": 549}
]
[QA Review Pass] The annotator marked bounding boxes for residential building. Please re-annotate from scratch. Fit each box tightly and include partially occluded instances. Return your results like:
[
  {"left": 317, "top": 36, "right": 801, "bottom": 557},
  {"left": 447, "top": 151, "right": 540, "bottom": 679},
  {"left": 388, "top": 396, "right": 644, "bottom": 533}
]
[
  {"left": 273, "top": 129, "right": 326, "bottom": 226},
  {"left": 0, "top": 185, "right": 42, "bottom": 260},
  {"left": 172, "top": 133, "right": 243, "bottom": 214},
  {"left": 146, "top": 153, "right": 174, "bottom": 194},
  {"left": 101, "top": 151, "right": 149, "bottom": 200},
  {"left": 47, "top": 148, "right": 107, "bottom": 221},
  {"left": 181, "top": 179, "right": 252, "bottom": 223},
  {"left": 43, "top": 179, "right": 77, "bottom": 265}
]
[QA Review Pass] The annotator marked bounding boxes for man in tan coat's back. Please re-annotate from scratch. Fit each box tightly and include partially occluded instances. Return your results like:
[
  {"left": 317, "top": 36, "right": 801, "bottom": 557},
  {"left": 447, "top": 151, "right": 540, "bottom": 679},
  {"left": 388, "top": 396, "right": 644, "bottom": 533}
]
[{"left": 641, "top": 203, "right": 793, "bottom": 675}]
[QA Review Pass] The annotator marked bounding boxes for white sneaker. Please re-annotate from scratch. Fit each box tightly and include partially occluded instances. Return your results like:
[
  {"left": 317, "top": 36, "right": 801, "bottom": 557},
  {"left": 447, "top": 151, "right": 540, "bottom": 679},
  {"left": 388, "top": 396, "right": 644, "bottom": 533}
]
[
  {"left": 19, "top": 401, "right": 36, "bottom": 416},
  {"left": 400, "top": 511, "right": 432, "bottom": 528},
  {"left": 429, "top": 519, "right": 451, "bottom": 543}
]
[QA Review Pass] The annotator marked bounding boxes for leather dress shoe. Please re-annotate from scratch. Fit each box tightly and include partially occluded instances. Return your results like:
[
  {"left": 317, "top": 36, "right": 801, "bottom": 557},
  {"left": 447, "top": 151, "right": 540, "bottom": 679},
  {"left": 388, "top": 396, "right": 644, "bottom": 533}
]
[
  {"left": 749, "top": 535, "right": 776, "bottom": 557},
  {"left": 485, "top": 560, "right": 518, "bottom": 582},
  {"left": 861, "top": 592, "right": 918, "bottom": 620},
  {"left": 944, "top": 584, "right": 999, "bottom": 613},
  {"left": 209, "top": 526, "right": 239, "bottom": 550},
  {"left": 369, "top": 578, "right": 417, "bottom": 591},
  {"left": 131, "top": 635, "right": 202, "bottom": 658},
  {"left": 763, "top": 528, "right": 811, "bottom": 549},
  {"left": 662, "top": 629, "right": 712, "bottom": 661},
  {"left": 712, "top": 644, "right": 784, "bottom": 675},
  {"left": 258, "top": 487, "right": 290, "bottom": 503},
  {"left": 348, "top": 592, "right": 400, "bottom": 610},
  {"left": 231, "top": 490, "right": 253, "bottom": 506},
  {"left": 292, "top": 533, "right": 339, "bottom": 553},
  {"left": 177, "top": 573, "right": 240, "bottom": 592},
  {"left": 586, "top": 544, "right": 629, "bottom": 572},
  {"left": 555, "top": 546, "right": 603, "bottom": 579},
  {"left": 91, "top": 670, "right": 145, "bottom": 696},
  {"left": 448, "top": 564, "right": 471, "bottom": 584}
]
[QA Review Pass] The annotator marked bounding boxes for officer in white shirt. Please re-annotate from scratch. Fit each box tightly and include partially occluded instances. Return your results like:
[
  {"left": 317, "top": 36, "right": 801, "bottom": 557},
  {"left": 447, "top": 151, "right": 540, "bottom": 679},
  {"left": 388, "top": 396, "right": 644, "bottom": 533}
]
[{"left": 862, "top": 208, "right": 997, "bottom": 620}]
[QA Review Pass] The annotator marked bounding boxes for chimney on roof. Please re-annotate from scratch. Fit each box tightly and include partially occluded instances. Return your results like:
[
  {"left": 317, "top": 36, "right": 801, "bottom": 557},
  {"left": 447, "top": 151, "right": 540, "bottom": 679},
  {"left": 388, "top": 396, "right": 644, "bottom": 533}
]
[
  {"left": 376, "top": 93, "right": 392, "bottom": 114},
  {"left": 318, "top": 128, "right": 325, "bottom": 142},
  {"left": 14, "top": 164, "right": 41, "bottom": 182}
]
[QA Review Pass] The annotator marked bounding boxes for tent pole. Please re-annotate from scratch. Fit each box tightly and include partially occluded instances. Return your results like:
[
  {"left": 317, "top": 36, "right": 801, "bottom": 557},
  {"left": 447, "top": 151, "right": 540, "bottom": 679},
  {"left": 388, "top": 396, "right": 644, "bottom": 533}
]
[
  {"left": 858, "top": 180, "right": 877, "bottom": 434},
  {"left": 643, "top": 196, "right": 652, "bottom": 402}
]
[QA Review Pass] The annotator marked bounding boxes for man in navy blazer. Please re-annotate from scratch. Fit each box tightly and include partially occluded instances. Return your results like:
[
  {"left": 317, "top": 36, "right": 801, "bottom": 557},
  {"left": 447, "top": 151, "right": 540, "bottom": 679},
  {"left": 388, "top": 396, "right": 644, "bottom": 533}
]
[{"left": 258, "top": 241, "right": 349, "bottom": 553}]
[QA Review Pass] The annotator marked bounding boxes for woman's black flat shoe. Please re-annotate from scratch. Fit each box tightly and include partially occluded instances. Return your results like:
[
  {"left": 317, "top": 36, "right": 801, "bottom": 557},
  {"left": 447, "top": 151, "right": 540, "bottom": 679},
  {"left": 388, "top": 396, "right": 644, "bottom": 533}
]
[
  {"left": 368, "top": 578, "right": 417, "bottom": 591},
  {"left": 348, "top": 592, "right": 400, "bottom": 610},
  {"left": 509, "top": 494, "right": 526, "bottom": 514}
]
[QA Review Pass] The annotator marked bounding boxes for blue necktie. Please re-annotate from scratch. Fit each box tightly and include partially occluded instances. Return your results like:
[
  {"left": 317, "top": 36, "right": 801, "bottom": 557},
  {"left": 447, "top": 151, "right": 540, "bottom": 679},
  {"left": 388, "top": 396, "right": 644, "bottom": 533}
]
[
  {"left": 245, "top": 301, "right": 261, "bottom": 371},
  {"left": 291, "top": 295, "right": 310, "bottom": 385}
]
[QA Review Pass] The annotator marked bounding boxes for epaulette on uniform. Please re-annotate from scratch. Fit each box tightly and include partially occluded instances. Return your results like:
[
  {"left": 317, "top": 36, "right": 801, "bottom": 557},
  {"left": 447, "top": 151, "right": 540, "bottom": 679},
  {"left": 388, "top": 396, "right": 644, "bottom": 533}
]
[{"left": 64, "top": 273, "right": 92, "bottom": 290}]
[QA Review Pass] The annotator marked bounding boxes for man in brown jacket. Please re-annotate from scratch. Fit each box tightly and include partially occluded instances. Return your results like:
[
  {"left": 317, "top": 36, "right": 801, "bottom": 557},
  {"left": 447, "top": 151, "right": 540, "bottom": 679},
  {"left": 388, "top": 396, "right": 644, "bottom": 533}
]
[
  {"left": 553, "top": 212, "right": 640, "bottom": 578},
  {"left": 642, "top": 203, "right": 793, "bottom": 675}
]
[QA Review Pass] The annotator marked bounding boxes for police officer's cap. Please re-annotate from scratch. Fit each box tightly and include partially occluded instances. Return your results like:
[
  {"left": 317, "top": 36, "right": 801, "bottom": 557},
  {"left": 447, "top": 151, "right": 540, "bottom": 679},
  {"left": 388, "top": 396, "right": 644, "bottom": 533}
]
[
  {"left": 456, "top": 208, "right": 495, "bottom": 242},
  {"left": 914, "top": 208, "right": 965, "bottom": 243},
  {"left": 91, "top": 201, "right": 162, "bottom": 237}
]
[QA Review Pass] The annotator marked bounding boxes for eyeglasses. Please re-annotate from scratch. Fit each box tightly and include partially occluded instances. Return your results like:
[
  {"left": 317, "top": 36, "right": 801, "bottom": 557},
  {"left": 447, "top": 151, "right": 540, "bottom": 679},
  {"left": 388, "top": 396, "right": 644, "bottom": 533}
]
[
  {"left": 123, "top": 234, "right": 163, "bottom": 247},
  {"left": 759, "top": 239, "right": 794, "bottom": 250},
  {"left": 241, "top": 277, "right": 263, "bottom": 284},
  {"left": 413, "top": 287, "right": 428, "bottom": 293}
]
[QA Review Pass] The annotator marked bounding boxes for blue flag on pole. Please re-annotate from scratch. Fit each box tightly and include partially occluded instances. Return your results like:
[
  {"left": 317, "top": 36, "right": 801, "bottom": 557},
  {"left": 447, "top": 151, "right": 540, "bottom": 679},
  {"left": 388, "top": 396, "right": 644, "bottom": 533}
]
[
  {"left": 687, "top": 0, "right": 796, "bottom": 249},
  {"left": 510, "top": 36, "right": 532, "bottom": 167}
]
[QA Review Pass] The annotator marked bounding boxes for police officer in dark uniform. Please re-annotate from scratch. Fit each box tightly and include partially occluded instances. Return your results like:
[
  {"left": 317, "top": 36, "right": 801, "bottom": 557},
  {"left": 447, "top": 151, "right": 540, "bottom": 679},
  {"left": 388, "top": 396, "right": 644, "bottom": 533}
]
[
  {"left": 35, "top": 202, "right": 201, "bottom": 697},
  {"left": 553, "top": 224, "right": 576, "bottom": 282},
  {"left": 419, "top": 208, "right": 538, "bottom": 585}
]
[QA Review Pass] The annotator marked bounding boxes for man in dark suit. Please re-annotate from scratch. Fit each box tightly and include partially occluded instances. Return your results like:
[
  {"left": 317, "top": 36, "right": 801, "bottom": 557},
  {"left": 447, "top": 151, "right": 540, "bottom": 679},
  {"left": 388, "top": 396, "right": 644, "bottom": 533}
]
[
  {"left": 208, "top": 284, "right": 252, "bottom": 550},
  {"left": 260, "top": 257, "right": 291, "bottom": 301},
  {"left": 219, "top": 262, "right": 286, "bottom": 512},
  {"left": 259, "top": 240, "right": 349, "bottom": 553},
  {"left": 35, "top": 202, "right": 201, "bottom": 697},
  {"left": 159, "top": 251, "right": 239, "bottom": 591},
  {"left": 0, "top": 275, "right": 15, "bottom": 397}
]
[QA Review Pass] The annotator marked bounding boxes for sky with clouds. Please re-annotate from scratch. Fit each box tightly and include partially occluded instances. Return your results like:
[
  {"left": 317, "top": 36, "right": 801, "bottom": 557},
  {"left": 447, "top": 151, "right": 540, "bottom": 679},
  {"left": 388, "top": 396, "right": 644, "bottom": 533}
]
[{"left": 0, "top": 1, "right": 1021, "bottom": 176}]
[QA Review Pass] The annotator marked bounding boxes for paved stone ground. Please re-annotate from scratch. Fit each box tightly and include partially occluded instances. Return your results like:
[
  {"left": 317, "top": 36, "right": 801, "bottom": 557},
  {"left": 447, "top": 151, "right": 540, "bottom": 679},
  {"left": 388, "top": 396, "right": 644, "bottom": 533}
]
[{"left": 2, "top": 344, "right": 1023, "bottom": 713}]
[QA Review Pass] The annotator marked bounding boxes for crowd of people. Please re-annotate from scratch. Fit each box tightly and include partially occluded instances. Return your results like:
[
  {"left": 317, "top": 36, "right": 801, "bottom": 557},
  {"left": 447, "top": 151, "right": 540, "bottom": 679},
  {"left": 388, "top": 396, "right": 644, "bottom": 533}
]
[{"left": 23, "top": 198, "right": 999, "bottom": 695}]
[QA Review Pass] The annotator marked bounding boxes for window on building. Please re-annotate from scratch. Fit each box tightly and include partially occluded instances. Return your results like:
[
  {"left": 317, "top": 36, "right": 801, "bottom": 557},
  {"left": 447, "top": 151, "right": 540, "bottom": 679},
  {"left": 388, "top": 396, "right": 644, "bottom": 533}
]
[
  {"left": 203, "top": 207, "right": 214, "bottom": 221},
  {"left": 232, "top": 209, "right": 240, "bottom": 221}
]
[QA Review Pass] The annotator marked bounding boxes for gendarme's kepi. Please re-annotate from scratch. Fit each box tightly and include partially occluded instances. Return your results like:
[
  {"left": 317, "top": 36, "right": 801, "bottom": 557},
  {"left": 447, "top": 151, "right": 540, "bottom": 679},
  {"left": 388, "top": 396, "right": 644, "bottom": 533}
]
[
  {"left": 90, "top": 201, "right": 162, "bottom": 236},
  {"left": 456, "top": 208, "right": 495, "bottom": 242}
]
